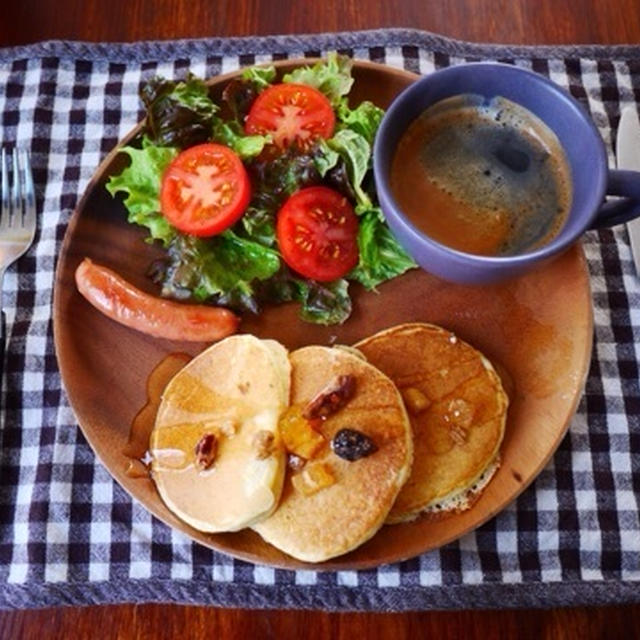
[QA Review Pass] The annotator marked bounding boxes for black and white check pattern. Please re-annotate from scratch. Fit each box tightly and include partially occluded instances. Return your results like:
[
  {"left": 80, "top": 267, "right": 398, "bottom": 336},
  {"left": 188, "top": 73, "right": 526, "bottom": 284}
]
[{"left": 0, "top": 30, "right": 638, "bottom": 610}]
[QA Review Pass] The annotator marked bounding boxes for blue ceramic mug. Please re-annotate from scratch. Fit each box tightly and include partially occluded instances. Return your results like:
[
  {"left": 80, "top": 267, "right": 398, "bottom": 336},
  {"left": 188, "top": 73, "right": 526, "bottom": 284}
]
[{"left": 373, "top": 62, "right": 640, "bottom": 284}]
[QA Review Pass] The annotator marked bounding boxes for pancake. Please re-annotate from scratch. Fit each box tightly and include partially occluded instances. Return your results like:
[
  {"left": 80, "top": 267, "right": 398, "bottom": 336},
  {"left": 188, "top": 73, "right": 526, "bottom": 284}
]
[
  {"left": 355, "top": 323, "right": 508, "bottom": 523},
  {"left": 252, "top": 346, "right": 413, "bottom": 563},
  {"left": 150, "top": 335, "right": 290, "bottom": 532}
]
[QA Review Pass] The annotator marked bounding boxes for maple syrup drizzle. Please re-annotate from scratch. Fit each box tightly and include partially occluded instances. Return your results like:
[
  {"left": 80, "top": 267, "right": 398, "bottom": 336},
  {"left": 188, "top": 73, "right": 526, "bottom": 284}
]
[{"left": 123, "top": 353, "right": 191, "bottom": 478}]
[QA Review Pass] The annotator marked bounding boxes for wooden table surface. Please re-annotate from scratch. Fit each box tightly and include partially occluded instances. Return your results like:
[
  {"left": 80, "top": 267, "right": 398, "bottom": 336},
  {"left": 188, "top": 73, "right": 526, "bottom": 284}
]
[{"left": 1, "top": 1, "right": 639, "bottom": 638}]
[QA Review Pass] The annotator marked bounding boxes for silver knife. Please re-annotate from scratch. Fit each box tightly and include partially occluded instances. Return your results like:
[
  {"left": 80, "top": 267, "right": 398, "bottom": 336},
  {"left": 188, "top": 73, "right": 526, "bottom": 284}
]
[{"left": 616, "top": 106, "right": 640, "bottom": 274}]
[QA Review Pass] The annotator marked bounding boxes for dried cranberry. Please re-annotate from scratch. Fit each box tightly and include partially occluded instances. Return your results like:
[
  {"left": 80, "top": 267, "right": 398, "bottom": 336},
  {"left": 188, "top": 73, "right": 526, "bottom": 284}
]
[{"left": 331, "top": 428, "right": 377, "bottom": 461}]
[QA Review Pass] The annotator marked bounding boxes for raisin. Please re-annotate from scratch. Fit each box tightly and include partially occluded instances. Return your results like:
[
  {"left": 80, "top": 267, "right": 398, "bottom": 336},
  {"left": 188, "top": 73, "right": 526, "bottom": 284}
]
[{"left": 331, "top": 428, "right": 378, "bottom": 461}]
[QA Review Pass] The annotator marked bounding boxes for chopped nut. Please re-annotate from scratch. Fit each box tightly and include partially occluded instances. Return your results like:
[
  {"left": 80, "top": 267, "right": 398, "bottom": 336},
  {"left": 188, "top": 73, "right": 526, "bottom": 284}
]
[
  {"left": 402, "top": 387, "right": 430, "bottom": 415},
  {"left": 303, "top": 374, "right": 356, "bottom": 420},
  {"left": 253, "top": 430, "right": 275, "bottom": 460},
  {"left": 287, "top": 453, "right": 306, "bottom": 472},
  {"left": 219, "top": 419, "right": 237, "bottom": 437},
  {"left": 279, "top": 405, "right": 325, "bottom": 459},
  {"left": 194, "top": 433, "right": 217, "bottom": 470},
  {"left": 449, "top": 424, "right": 468, "bottom": 446},
  {"left": 237, "top": 381, "right": 250, "bottom": 394},
  {"left": 447, "top": 398, "right": 473, "bottom": 429},
  {"left": 292, "top": 462, "right": 335, "bottom": 496}
]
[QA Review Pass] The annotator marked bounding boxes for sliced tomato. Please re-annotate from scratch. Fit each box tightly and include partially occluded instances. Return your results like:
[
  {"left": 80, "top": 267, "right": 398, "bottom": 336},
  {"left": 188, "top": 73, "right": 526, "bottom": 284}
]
[
  {"left": 276, "top": 186, "right": 359, "bottom": 282},
  {"left": 244, "top": 83, "right": 335, "bottom": 149},
  {"left": 160, "top": 143, "right": 251, "bottom": 237}
]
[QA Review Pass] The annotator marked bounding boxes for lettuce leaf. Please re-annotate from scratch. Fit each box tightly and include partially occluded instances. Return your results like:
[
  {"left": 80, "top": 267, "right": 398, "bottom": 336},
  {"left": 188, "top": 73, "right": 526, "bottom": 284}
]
[
  {"left": 282, "top": 53, "right": 354, "bottom": 107},
  {"left": 337, "top": 100, "right": 385, "bottom": 146},
  {"left": 211, "top": 118, "right": 270, "bottom": 158},
  {"left": 313, "top": 139, "right": 340, "bottom": 177},
  {"left": 141, "top": 74, "right": 218, "bottom": 148},
  {"left": 240, "top": 206, "right": 277, "bottom": 247},
  {"left": 297, "top": 278, "right": 352, "bottom": 324},
  {"left": 349, "top": 208, "right": 416, "bottom": 289},
  {"left": 221, "top": 65, "right": 277, "bottom": 121},
  {"left": 241, "top": 65, "right": 277, "bottom": 90},
  {"left": 247, "top": 145, "right": 321, "bottom": 209},
  {"left": 255, "top": 269, "right": 352, "bottom": 325},
  {"left": 159, "top": 230, "right": 281, "bottom": 313},
  {"left": 105, "top": 138, "right": 177, "bottom": 245},
  {"left": 327, "top": 129, "right": 372, "bottom": 209}
]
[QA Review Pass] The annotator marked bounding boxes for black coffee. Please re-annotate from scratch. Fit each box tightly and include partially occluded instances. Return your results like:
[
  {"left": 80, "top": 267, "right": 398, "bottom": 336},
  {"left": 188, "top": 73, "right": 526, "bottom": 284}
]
[{"left": 390, "top": 95, "right": 572, "bottom": 256}]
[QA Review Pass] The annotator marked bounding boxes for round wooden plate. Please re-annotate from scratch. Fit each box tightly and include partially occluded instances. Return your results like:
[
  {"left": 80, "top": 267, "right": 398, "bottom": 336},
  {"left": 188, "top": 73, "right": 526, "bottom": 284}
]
[{"left": 53, "top": 60, "right": 593, "bottom": 570}]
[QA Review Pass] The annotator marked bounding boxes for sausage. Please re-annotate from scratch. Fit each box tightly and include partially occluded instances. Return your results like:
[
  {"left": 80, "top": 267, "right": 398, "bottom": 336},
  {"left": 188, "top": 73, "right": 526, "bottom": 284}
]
[{"left": 74, "top": 258, "right": 239, "bottom": 342}]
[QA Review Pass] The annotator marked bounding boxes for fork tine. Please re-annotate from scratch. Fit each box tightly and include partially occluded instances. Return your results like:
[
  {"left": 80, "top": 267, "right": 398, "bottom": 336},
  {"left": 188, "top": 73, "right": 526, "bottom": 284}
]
[
  {"left": 20, "top": 149, "right": 36, "bottom": 233},
  {"left": 0, "top": 149, "right": 9, "bottom": 231},
  {"left": 10, "top": 147, "right": 21, "bottom": 227}
]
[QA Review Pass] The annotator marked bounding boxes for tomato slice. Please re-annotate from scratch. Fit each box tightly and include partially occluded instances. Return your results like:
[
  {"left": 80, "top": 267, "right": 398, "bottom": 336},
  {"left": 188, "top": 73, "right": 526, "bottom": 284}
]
[
  {"left": 276, "top": 186, "right": 359, "bottom": 282},
  {"left": 244, "top": 83, "right": 335, "bottom": 149},
  {"left": 160, "top": 143, "right": 251, "bottom": 236}
]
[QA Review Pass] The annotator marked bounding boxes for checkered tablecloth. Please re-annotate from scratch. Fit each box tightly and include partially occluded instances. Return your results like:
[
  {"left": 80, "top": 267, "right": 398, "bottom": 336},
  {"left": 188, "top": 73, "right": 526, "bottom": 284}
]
[{"left": 0, "top": 29, "right": 638, "bottom": 610}]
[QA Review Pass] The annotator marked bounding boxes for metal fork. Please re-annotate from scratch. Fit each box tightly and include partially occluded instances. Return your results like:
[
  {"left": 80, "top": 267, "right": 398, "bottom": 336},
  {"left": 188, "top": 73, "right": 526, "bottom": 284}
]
[{"left": 0, "top": 148, "right": 37, "bottom": 385}]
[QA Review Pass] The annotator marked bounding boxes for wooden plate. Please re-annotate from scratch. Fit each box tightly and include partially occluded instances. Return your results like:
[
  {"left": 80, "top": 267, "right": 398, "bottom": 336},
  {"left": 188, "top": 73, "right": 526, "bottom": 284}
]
[{"left": 53, "top": 60, "right": 593, "bottom": 570}]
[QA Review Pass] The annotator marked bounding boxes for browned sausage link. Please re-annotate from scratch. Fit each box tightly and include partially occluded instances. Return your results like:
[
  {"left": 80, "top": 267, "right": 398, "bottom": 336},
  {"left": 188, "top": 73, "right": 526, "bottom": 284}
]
[{"left": 74, "top": 258, "right": 239, "bottom": 342}]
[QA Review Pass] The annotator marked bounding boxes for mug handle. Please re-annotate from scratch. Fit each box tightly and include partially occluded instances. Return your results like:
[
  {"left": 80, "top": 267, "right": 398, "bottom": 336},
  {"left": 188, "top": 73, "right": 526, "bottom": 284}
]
[{"left": 590, "top": 169, "right": 640, "bottom": 229}]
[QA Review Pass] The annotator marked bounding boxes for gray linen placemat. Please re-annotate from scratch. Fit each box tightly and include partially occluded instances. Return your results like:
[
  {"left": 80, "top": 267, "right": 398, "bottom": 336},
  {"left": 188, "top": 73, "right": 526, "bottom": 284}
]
[{"left": 0, "top": 28, "right": 639, "bottom": 610}]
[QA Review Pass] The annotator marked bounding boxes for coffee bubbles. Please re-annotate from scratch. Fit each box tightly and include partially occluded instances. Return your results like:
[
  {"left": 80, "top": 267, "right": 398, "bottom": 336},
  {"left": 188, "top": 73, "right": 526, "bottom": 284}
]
[{"left": 390, "top": 95, "right": 572, "bottom": 257}]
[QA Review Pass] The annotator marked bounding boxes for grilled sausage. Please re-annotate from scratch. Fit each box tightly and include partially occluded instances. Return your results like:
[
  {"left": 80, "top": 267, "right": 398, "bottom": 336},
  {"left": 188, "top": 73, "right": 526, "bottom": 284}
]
[{"left": 75, "top": 258, "right": 239, "bottom": 342}]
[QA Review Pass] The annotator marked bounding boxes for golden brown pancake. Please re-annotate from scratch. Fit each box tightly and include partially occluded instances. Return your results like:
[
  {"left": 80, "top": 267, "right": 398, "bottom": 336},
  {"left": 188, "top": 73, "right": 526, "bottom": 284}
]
[
  {"left": 355, "top": 323, "right": 508, "bottom": 523},
  {"left": 252, "top": 346, "right": 413, "bottom": 562},
  {"left": 150, "top": 335, "right": 290, "bottom": 533}
]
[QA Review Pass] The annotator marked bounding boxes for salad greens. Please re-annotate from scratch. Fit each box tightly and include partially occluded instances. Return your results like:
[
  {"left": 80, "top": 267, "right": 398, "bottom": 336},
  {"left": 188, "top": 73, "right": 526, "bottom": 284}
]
[
  {"left": 105, "top": 138, "right": 177, "bottom": 245},
  {"left": 337, "top": 100, "right": 385, "bottom": 146},
  {"left": 241, "top": 65, "right": 277, "bottom": 90},
  {"left": 211, "top": 119, "right": 269, "bottom": 159},
  {"left": 351, "top": 209, "right": 418, "bottom": 289},
  {"left": 140, "top": 75, "right": 219, "bottom": 149},
  {"left": 326, "top": 129, "right": 374, "bottom": 210},
  {"left": 282, "top": 55, "right": 354, "bottom": 107},
  {"left": 152, "top": 231, "right": 281, "bottom": 314},
  {"left": 107, "top": 53, "right": 415, "bottom": 325}
]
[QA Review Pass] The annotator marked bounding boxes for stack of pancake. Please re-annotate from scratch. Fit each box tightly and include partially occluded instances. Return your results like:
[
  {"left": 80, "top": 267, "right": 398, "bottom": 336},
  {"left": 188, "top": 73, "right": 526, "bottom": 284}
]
[{"left": 150, "top": 324, "right": 509, "bottom": 563}]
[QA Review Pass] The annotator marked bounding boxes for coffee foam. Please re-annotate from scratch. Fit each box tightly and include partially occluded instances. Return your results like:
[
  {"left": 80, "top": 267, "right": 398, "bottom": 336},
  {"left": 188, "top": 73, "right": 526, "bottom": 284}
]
[{"left": 409, "top": 95, "right": 571, "bottom": 255}]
